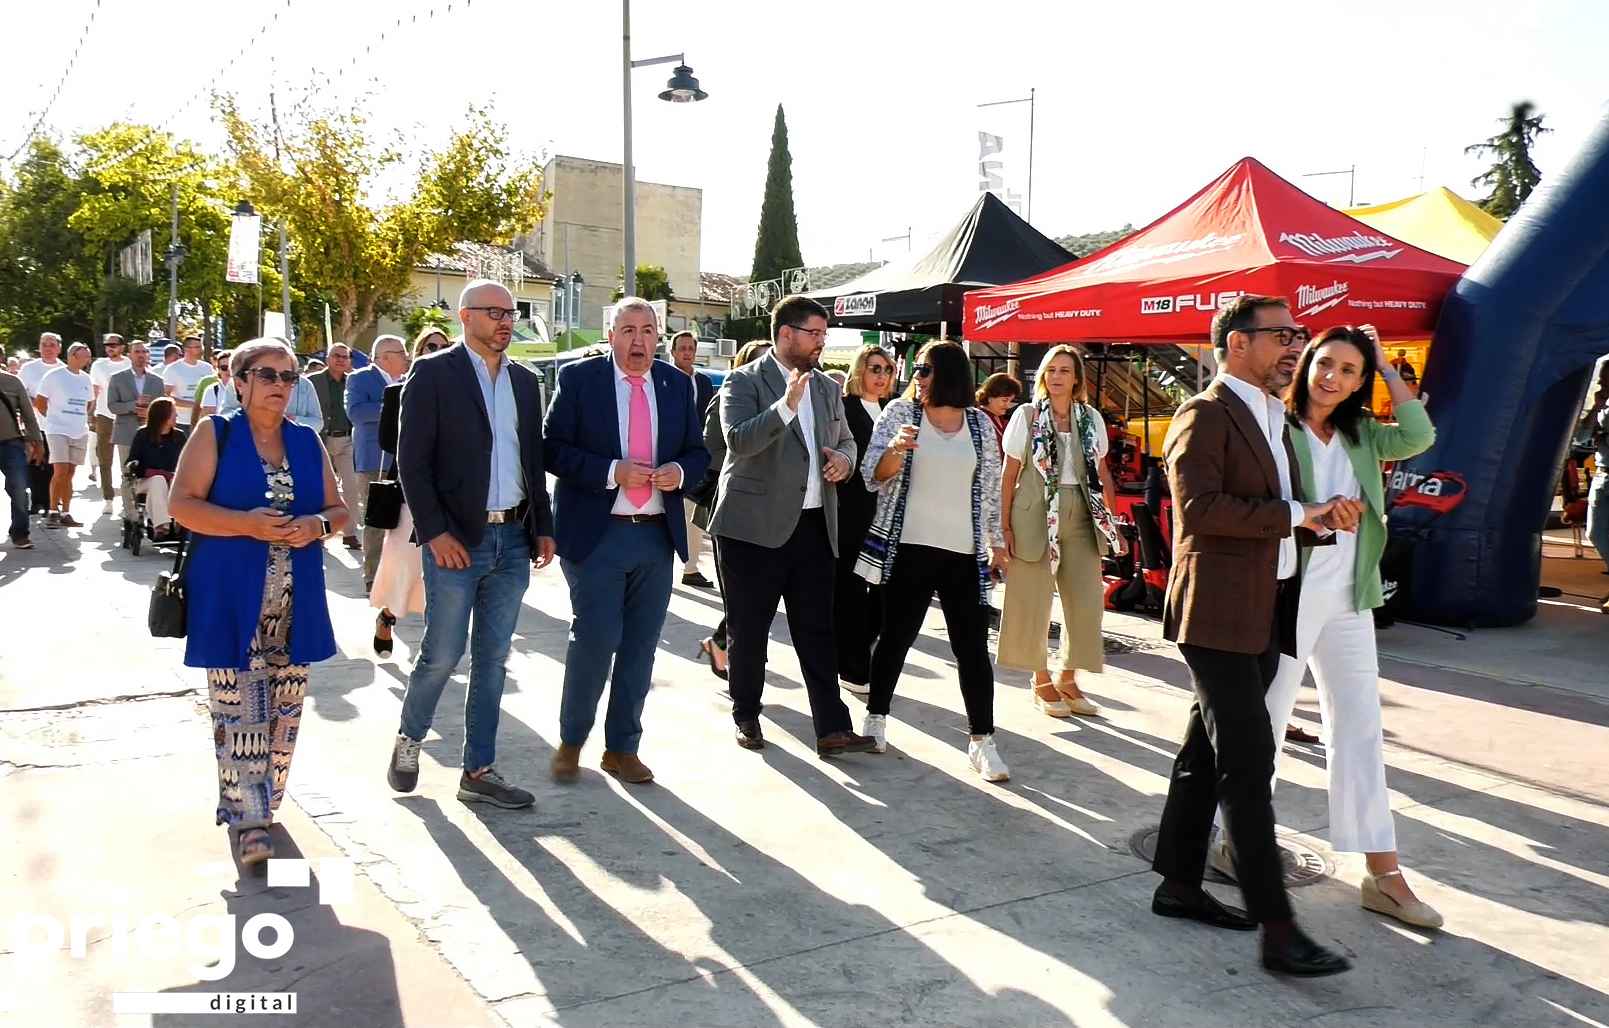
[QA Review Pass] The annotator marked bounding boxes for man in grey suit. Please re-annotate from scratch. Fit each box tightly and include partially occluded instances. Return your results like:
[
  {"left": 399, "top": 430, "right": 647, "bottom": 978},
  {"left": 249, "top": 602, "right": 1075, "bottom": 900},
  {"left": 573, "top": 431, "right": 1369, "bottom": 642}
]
[
  {"left": 105, "top": 340, "right": 168, "bottom": 519},
  {"left": 711, "top": 295, "right": 876, "bottom": 756}
]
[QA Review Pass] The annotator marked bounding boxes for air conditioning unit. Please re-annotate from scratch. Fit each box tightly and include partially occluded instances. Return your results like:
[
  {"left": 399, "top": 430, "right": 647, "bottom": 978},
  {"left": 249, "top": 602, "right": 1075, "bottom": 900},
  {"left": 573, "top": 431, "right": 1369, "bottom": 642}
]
[{"left": 717, "top": 338, "right": 738, "bottom": 357}]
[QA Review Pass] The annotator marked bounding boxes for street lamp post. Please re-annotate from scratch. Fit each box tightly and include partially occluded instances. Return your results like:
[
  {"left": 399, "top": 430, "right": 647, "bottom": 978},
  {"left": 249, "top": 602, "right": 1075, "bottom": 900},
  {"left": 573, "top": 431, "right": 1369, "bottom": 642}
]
[{"left": 621, "top": 0, "right": 707, "bottom": 297}]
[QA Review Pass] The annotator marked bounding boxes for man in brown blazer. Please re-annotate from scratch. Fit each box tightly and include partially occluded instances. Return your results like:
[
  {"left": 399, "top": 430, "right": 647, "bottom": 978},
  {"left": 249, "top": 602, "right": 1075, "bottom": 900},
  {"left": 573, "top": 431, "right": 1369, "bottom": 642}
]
[{"left": 1150, "top": 295, "right": 1358, "bottom": 978}]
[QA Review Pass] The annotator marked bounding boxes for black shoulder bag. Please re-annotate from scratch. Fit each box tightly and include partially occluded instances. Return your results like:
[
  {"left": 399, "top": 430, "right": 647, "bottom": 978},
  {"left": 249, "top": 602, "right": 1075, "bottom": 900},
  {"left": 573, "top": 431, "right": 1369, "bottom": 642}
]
[{"left": 148, "top": 415, "right": 230, "bottom": 639}]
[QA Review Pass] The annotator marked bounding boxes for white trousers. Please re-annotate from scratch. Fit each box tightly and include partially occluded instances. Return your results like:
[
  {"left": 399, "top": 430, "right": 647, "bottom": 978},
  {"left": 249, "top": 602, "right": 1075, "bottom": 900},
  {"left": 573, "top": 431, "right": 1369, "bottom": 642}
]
[
  {"left": 136, "top": 476, "right": 172, "bottom": 528},
  {"left": 1216, "top": 583, "right": 1397, "bottom": 854}
]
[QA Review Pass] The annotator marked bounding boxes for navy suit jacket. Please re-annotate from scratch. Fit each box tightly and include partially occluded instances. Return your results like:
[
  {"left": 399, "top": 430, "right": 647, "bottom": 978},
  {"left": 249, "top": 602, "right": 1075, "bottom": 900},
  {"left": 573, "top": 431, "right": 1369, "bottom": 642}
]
[
  {"left": 543, "top": 354, "right": 711, "bottom": 564},
  {"left": 344, "top": 364, "right": 388, "bottom": 472},
  {"left": 397, "top": 345, "right": 554, "bottom": 550}
]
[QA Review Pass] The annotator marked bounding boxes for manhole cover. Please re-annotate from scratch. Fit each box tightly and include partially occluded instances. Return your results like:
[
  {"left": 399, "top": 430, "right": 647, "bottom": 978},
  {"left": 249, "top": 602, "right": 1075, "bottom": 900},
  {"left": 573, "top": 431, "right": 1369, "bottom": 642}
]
[{"left": 1128, "top": 826, "right": 1332, "bottom": 888}]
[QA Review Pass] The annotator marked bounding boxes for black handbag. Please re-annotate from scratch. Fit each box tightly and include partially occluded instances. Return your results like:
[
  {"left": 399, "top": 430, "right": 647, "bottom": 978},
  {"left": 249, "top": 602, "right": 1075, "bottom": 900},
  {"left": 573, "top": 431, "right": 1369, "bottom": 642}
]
[
  {"left": 364, "top": 473, "right": 403, "bottom": 530},
  {"left": 148, "top": 534, "right": 189, "bottom": 638}
]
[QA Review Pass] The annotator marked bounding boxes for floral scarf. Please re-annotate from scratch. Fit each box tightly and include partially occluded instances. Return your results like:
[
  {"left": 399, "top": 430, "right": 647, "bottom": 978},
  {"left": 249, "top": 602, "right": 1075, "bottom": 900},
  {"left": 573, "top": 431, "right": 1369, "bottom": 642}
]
[{"left": 1029, "top": 399, "right": 1121, "bottom": 572}]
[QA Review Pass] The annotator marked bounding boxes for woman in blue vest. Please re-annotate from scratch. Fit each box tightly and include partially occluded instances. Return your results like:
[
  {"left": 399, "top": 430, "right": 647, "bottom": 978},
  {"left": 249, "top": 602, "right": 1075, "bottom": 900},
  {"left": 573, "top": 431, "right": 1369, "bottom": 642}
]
[{"left": 170, "top": 338, "right": 349, "bottom": 867}]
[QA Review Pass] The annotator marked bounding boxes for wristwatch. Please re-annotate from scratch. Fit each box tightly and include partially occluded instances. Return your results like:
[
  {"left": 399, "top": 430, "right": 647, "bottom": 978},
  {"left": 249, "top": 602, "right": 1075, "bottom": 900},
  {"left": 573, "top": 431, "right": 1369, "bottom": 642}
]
[{"left": 318, "top": 515, "right": 334, "bottom": 538}]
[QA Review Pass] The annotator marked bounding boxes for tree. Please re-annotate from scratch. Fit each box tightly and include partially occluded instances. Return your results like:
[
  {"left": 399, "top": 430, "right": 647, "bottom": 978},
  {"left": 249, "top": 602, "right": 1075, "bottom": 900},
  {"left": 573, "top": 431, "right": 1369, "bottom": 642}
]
[
  {"left": 402, "top": 303, "right": 454, "bottom": 342},
  {"left": 1466, "top": 101, "right": 1550, "bottom": 219},
  {"left": 749, "top": 104, "right": 804, "bottom": 284},
  {"left": 0, "top": 139, "right": 101, "bottom": 352},
  {"left": 217, "top": 98, "right": 546, "bottom": 345},
  {"left": 612, "top": 263, "right": 673, "bottom": 301}
]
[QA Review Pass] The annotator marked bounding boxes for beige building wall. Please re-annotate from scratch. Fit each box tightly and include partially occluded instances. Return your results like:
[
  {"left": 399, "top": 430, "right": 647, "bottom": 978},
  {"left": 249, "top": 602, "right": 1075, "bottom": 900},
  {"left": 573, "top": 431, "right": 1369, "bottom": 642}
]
[{"left": 524, "top": 156, "right": 702, "bottom": 331}]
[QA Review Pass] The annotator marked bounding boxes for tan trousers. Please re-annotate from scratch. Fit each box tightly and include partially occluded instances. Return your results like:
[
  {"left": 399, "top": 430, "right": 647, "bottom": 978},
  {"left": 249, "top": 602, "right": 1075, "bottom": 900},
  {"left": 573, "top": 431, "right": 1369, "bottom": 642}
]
[
  {"left": 323, "top": 435, "right": 362, "bottom": 541},
  {"left": 997, "top": 486, "right": 1106, "bottom": 674},
  {"left": 683, "top": 497, "right": 704, "bottom": 574},
  {"left": 94, "top": 416, "right": 116, "bottom": 500}
]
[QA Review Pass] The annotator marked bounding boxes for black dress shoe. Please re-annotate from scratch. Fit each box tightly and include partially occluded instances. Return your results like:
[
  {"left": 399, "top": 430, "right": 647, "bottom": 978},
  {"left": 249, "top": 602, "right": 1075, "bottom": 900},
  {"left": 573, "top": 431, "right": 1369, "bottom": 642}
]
[
  {"left": 735, "top": 720, "right": 765, "bottom": 750},
  {"left": 682, "top": 571, "right": 714, "bottom": 588},
  {"left": 1262, "top": 926, "right": 1353, "bottom": 977},
  {"left": 816, "top": 730, "right": 878, "bottom": 757},
  {"left": 1151, "top": 884, "right": 1257, "bottom": 931}
]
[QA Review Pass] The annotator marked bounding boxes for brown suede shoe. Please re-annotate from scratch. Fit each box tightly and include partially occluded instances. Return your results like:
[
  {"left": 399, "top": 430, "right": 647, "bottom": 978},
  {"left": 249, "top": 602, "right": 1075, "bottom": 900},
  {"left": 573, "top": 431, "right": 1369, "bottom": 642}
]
[
  {"left": 601, "top": 751, "right": 654, "bottom": 784},
  {"left": 551, "top": 743, "right": 582, "bottom": 782},
  {"left": 816, "top": 731, "right": 878, "bottom": 757}
]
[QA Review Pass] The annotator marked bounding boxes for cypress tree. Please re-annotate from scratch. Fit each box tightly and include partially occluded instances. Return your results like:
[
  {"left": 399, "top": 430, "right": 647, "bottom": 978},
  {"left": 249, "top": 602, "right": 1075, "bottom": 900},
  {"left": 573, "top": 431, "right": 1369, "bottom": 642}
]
[
  {"left": 1465, "top": 101, "right": 1550, "bottom": 219},
  {"left": 749, "top": 104, "right": 804, "bottom": 284}
]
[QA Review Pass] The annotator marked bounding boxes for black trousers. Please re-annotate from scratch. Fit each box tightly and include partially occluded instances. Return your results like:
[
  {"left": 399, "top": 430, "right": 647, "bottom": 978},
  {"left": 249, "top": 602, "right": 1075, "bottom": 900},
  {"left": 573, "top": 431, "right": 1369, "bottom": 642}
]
[
  {"left": 868, "top": 544, "right": 995, "bottom": 736},
  {"left": 709, "top": 534, "right": 728, "bottom": 649},
  {"left": 717, "top": 510, "right": 853, "bottom": 739},
  {"left": 28, "top": 460, "right": 50, "bottom": 514},
  {"left": 1152, "top": 600, "right": 1293, "bottom": 924},
  {"left": 833, "top": 542, "right": 880, "bottom": 685}
]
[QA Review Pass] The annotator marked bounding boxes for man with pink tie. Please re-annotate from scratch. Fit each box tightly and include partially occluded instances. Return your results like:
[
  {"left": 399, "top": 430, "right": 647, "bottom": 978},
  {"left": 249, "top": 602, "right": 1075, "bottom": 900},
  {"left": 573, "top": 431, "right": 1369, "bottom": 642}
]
[{"left": 542, "top": 297, "right": 711, "bottom": 785}]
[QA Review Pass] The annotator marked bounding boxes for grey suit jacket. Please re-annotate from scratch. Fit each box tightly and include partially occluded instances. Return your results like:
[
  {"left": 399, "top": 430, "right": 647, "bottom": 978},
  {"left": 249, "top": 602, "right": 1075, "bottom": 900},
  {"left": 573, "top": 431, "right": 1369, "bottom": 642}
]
[
  {"left": 709, "top": 356, "right": 857, "bottom": 554},
  {"left": 106, "top": 369, "right": 168, "bottom": 446}
]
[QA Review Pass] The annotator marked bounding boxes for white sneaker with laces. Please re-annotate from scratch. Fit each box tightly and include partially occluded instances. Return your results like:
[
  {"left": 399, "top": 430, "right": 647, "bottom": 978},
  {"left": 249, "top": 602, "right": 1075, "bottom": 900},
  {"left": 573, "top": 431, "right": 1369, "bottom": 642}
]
[
  {"left": 102, "top": 499, "right": 115, "bottom": 516},
  {"left": 861, "top": 713, "right": 887, "bottom": 753},
  {"left": 968, "top": 734, "right": 1010, "bottom": 783}
]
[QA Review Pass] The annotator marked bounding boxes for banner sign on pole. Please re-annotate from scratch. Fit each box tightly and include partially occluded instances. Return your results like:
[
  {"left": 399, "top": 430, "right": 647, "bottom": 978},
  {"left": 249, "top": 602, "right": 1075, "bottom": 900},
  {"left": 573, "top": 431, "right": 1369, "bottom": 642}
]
[
  {"left": 119, "top": 229, "right": 153, "bottom": 285},
  {"left": 226, "top": 213, "right": 262, "bottom": 284}
]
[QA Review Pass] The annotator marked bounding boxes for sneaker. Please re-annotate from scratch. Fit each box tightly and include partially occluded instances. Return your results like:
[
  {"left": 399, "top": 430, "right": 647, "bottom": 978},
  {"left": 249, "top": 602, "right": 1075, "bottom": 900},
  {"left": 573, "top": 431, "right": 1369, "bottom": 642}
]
[
  {"left": 102, "top": 499, "right": 115, "bottom": 516},
  {"left": 840, "top": 678, "right": 871, "bottom": 696},
  {"left": 387, "top": 734, "right": 421, "bottom": 792},
  {"left": 862, "top": 713, "right": 888, "bottom": 753},
  {"left": 968, "top": 734, "right": 1010, "bottom": 783},
  {"left": 9, "top": 536, "right": 32, "bottom": 549},
  {"left": 457, "top": 767, "right": 534, "bottom": 809},
  {"left": 44, "top": 512, "right": 61, "bottom": 530}
]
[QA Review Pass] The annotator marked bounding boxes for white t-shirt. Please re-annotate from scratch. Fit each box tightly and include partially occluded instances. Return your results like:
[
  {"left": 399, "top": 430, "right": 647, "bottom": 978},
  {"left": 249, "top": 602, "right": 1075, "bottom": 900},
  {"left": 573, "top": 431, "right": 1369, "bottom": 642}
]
[
  {"left": 38, "top": 366, "right": 93, "bottom": 439},
  {"left": 899, "top": 418, "right": 978, "bottom": 554},
  {"left": 1303, "top": 424, "right": 1360, "bottom": 596},
  {"left": 90, "top": 356, "right": 131, "bottom": 418},
  {"left": 18, "top": 358, "right": 62, "bottom": 396},
  {"left": 1000, "top": 403, "right": 1109, "bottom": 485},
  {"left": 162, "top": 360, "right": 212, "bottom": 424},
  {"left": 201, "top": 382, "right": 221, "bottom": 411}
]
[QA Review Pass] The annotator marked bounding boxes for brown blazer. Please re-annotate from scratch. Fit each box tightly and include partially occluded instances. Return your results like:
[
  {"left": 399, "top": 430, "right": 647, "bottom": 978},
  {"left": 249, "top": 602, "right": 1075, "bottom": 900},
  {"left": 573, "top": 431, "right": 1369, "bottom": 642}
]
[{"left": 1162, "top": 378, "right": 1315, "bottom": 655}]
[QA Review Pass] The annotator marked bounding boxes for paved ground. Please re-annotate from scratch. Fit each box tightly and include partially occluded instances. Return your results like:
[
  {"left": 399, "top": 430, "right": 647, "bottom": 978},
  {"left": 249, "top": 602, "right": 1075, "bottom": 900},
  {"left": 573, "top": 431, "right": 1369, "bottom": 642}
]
[{"left": 3, "top": 480, "right": 1607, "bottom": 1027}]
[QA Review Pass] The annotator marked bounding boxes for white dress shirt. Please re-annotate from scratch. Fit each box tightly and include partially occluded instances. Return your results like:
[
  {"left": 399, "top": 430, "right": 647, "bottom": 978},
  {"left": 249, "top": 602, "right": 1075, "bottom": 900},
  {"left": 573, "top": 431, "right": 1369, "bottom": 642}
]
[
  {"left": 605, "top": 359, "right": 683, "bottom": 516},
  {"left": 770, "top": 352, "right": 823, "bottom": 510},
  {"left": 1218, "top": 372, "right": 1303, "bottom": 580},
  {"left": 1303, "top": 424, "right": 1360, "bottom": 595}
]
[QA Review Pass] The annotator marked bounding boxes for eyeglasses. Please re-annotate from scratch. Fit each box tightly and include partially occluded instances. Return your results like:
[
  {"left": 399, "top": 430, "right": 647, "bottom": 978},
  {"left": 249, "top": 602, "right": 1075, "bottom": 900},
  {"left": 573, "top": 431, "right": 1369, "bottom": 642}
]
[
  {"left": 913, "top": 364, "right": 934, "bottom": 378},
  {"left": 866, "top": 365, "right": 892, "bottom": 376},
  {"left": 1243, "top": 326, "right": 1307, "bottom": 347},
  {"left": 465, "top": 306, "right": 518, "bottom": 322},
  {"left": 422, "top": 341, "right": 444, "bottom": 352},
  {"left": 787, "top": 326, "right": 828, "bottom": 341},
  {"left": 247, "top": 368, "right": 300, "bottom": 385}
]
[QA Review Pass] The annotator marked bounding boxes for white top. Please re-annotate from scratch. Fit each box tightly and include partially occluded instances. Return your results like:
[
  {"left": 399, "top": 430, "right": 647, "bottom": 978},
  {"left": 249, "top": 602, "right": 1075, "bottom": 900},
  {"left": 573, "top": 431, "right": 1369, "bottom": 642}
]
[
  {"left": 162, "top": 359, "right": 212, "bottom": 425},
  {"left": 899, "top": 418, "right": 978, "bottom": 554},
  {"left": 1217, "top": 373, "right": 1304, "bottom": 580},
  {"left": 1000, "top": 403, "right": 1109, "bottom": 486},
  {"left": 770, "top": 352, "right": 823, "bottom": 510},
  {"left": 859, "top": 397, "right": 882, "bottom": 424},
  {"left": 605, "top": 359, "right": 665, "bottom": 516},
  {"left": 1303, "top": 424, "right": 1360, "bottom": 595},
  {"left": 18, "top": 358, "right": 62, "bottom": 396},
  {"left": 89, "top": 356, "right": 130, "bottom": 418},
  {"left": 38, "top": 366, "right": 92, "bottom": 439},
  {"left": 201, "top": 382, "right": 222, "bottom": 411}
]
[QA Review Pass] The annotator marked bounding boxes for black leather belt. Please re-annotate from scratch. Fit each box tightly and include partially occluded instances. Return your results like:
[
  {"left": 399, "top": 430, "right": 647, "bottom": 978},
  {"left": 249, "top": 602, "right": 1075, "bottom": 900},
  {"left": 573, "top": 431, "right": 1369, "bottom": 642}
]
[
  {"left": 323, "top": 429, "right": 351, "bottom": 437},
  {"left": 612, "top": 513, "right": 665, "bottom": 524},
  {"left": 486, "top": 502, "right": 527, "bottom": 524}
]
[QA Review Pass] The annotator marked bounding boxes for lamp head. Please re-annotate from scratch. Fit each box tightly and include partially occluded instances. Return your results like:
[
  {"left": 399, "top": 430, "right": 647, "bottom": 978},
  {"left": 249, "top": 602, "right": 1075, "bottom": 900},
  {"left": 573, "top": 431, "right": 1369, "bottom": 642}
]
[{"left": 659, "top": 65, "right": 707, "bottom": 103}]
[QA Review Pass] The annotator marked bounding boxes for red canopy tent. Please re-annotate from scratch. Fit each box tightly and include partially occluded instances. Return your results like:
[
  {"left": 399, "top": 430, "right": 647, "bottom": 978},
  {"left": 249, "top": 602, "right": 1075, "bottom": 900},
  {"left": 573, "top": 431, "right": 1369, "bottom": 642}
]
[{"left": 963, "top": 157, "right": 1467, "bottom": 343}]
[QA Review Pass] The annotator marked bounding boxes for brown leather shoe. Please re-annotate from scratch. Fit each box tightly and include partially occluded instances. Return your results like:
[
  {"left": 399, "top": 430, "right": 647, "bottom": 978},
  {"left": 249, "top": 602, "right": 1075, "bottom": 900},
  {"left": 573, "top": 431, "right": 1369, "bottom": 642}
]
[
  {"left": 816, "top": 730, "right": 878, "bottom": 757},
  {"left": 601, "top": 751, "right": 654, "bottom": 784},
  {"left": 551, "top": 743, "right": 581, "bottom": 782}
]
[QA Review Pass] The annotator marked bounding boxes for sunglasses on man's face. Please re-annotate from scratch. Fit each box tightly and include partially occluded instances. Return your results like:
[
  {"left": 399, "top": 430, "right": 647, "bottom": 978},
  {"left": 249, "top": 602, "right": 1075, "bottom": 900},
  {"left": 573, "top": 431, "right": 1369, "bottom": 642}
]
[{"left": 247, "top": 368, "right": 300, "bottom": 385}]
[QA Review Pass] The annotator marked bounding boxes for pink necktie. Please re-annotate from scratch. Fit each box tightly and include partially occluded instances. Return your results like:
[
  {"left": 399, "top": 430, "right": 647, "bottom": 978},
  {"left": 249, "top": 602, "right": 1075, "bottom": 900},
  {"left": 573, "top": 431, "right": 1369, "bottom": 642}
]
[{"left": 625, "top": 374, "right": 652, "bottom": 508}]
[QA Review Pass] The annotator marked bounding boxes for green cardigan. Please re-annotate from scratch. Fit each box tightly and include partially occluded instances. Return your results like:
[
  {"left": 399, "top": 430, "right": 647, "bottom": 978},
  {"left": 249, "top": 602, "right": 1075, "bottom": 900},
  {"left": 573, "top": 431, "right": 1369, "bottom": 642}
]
[{"left": 1289, "top": 399, "right": 1435, "bottom": 612}]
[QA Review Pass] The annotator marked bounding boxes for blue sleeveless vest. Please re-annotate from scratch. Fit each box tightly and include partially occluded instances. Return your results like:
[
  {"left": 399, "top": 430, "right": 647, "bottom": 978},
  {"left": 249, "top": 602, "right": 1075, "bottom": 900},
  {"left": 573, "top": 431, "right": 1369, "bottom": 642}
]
[{"left": 183, "top": 411, "right": 338, "bottom": 669}]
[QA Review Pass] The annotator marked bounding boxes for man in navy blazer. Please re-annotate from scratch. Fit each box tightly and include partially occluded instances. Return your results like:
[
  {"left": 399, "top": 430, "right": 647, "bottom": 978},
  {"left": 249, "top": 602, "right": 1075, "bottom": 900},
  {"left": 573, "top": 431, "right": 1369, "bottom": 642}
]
[
  {"left": 542, "top": 297, "right": 710, "bottom": 785},
  {"left": 387, "top": 279, "right": 556, "bottom": 812},
  {"left": 344, "top": 334, "right": 407, "bottom": 589}
]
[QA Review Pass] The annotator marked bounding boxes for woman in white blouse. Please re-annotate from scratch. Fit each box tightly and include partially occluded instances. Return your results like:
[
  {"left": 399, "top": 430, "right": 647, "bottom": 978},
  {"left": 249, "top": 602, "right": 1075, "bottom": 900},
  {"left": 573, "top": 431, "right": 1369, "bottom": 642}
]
[{"left": 997, "top": 345, "right": 1125, "bottom": 718}]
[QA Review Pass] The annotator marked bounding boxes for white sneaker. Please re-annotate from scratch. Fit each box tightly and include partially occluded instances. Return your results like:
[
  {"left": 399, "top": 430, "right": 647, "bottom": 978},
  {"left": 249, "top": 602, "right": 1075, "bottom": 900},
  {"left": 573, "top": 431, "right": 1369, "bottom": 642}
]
[
  {"left": 102, "top": 499, "right": 115, "bottom": 516},
  {"left": 968, "top": 734, "right": 1010, "bottom": 783},
  {"left": 861, "top": 713, "right": 888, "bottom": 753},
  {"left": 840, "top": 678, "right": 871, "bottom": 696}
]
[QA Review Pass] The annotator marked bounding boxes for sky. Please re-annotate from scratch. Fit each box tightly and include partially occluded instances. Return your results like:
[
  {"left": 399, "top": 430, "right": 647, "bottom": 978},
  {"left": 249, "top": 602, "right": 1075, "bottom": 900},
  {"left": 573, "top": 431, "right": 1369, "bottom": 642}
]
[{"left": 1, "top": 0, "right": 1605, "bottom": 277}]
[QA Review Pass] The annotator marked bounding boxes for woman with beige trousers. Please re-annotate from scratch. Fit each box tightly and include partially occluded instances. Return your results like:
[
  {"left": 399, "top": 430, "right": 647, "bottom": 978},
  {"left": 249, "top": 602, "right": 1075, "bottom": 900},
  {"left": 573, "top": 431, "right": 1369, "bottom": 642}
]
[{"left": 998, "top": 345, "right": 1125, "bottom": 717}]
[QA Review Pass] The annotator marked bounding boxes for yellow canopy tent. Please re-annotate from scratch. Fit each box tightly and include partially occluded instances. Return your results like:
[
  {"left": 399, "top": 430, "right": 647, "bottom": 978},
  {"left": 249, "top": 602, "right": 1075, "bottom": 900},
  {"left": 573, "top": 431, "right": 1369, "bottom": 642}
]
[{"left": 1346, "top": 188, "right": 1503, "bottom": 413}]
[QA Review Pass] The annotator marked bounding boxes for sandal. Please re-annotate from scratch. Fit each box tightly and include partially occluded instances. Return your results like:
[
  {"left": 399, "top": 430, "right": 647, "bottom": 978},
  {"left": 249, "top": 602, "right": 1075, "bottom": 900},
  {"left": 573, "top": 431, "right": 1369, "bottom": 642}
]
[
  {"left": 1032, "top": 679, "right": 1072, "bottom": 717},
  {"left": 238, "top": 827, "right": 273, "bottom": 867},
  {"left": 698, "top": 637, "right": 728, "bottom": 681},
  {"left": 374, "top": 609, "right": 397, "bottom": 659},
  {"left": 1054, "top": 677, "right": 1101, "bottom": 717}
]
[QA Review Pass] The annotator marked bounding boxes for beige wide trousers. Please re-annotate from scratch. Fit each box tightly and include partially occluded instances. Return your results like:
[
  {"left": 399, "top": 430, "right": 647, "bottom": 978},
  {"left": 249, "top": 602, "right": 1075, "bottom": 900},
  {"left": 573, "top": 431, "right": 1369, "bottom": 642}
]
[{"left": 997, "top": 486, "right": 1106, "bottom": 674}]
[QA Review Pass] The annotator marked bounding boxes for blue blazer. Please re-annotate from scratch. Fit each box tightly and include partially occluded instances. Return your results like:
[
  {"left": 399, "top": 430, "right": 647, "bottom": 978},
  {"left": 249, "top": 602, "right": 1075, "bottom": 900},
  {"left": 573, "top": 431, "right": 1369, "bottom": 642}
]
[
  {"left": 184, "top": 412, "right": 338, "bottom": 670},
  {"left": 345, "top": 365, "right": 388, "bottom": 473},
  {"left": 543, "top": 354, "right": 711, "bottom": 564},
  {"left": 397, "top": 345, "right": 554, "bottom": 550}
]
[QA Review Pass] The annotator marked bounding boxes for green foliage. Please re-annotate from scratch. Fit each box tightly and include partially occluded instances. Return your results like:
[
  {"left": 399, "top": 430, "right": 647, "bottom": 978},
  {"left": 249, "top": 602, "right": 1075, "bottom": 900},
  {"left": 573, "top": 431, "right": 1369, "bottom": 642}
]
[
  {"left": 611, "top": 263, "right": 673, "bottom": 302},
  {"left": 749, "top": 104, "right": 804, "bottom": 285},
  {"left": 1466, "top": 101, "right": 1550, "bottom": 220},
  {"left": 0, "top": 140, "right": 99, "bottom": 351},
  {"left": 402, "top": 304, "right": 454, "bottom": 342}
]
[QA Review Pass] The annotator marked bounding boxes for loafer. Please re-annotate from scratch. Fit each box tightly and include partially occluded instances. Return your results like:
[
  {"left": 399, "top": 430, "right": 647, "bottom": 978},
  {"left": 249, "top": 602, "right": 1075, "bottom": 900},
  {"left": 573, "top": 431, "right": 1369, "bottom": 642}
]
[
  {"left": 601, "top": 751, "right": 654, "bottom": 784},
  {"left": 551, "top": 743, "right": 582, "bottom": 782},
  {"left": 735, "top": 720, "right": 765, "bottom": 750},
  {"left": 816, "top": 730, "right": 878, "bottom": 757},
  {"left": 456, "top": 767, "right": 534, "bottom": 809},
  {"left": 1261, "top": 926, "right": 1352, "bottom": 977},
  {"left": 343, "top": 536, "right": 362, "bottom": 550},
  {"left": 681, "top": 571, "right": 714, "bottom": 588},
  {"left": 1361, "top": 873, "right": 1443, "bottom": 930},
  {"left": 1151, "top": 884, "right": 1257, "bottom": 931}
]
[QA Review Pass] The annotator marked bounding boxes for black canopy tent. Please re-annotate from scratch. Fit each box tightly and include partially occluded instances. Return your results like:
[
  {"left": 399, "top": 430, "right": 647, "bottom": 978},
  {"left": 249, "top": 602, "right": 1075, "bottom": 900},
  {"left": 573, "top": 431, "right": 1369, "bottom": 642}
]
[{"left": 809, "top": 193, "right": 1074, "bottom": 334}]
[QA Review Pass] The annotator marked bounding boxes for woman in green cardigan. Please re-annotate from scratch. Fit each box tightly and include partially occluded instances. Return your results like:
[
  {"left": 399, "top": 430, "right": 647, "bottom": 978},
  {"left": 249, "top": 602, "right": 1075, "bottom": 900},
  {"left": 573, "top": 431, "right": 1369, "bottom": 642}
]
[{"left": 1213, "top": 324, "right": 1442, "bottom": 930}]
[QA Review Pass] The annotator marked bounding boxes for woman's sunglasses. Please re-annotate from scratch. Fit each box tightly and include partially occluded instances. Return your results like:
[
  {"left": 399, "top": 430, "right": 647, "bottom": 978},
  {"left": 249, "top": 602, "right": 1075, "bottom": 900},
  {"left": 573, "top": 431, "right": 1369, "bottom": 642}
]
[
  {"left": 423, "top": 341, "right": 444, "bottom": 353},
  {"left": 913, "top": 364, "right": 934, "bottom": 378},
  {"left": 247, "top": 368, "right": 300, "bottom": 385}
]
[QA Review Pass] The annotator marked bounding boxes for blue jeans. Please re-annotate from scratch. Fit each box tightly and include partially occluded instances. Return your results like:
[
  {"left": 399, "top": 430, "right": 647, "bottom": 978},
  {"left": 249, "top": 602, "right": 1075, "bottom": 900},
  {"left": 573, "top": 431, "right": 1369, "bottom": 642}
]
[
  {"left": 0, "top": 440, "right": 29, "bottom": 541},
  {"left": 399, "top": 521, "right": 531, "bottom": 771},
  {"left": 1589, "top": 473, "right": 1609, "bottom": 572},
  {"left": 558, "top": 519, "right": 674, "bottom": 753}
]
